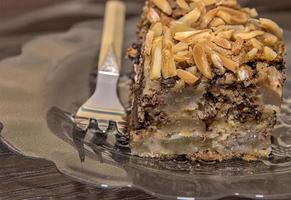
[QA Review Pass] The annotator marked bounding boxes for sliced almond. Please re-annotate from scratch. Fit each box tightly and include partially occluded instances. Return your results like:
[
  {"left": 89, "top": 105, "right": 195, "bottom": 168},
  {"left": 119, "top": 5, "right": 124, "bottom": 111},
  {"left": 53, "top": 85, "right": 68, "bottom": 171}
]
[
  {"left": 260, "top": 18, "right": 283, "bottom": 39},
  {"left": 218, "top": 53, "right": 239, "bottom": 72},
  {"left": 242, "top": 8, "right": 258, "bottom": 18},
  {"left": 200, "top": 8, "right": 219, "bottom": 28},
  {"left": 163, "top": 26, "right": 173, "bottom": 48},
  {"left": 193, "top": 44, "right": 213, "bottom": 79},
  {"left": 186, "top": 66, "right": 198, "bottom": 75},
  {"left": 169, "top": 21, "right": 195, "bottom": 34},
  {"left": 174, "top": 51, "right": 192, "bottom": 62},
  {"left": 173, "top": 42, "right": 188, "bottom": 53},
  {"left": 151, "top": 0, "right": 172, "bottom": 15},
  {"left": 217, "top": 0, "right": 238, "bottom": 7},
  {"left": 263, "top": 46, "right": 277, "bottom": 61},
  {"left": 185, "top": 31, "right": 213, "bottom": 44},
  {"left": 210, "top": 17, "right": 226, "bottom": 27},
  {"left": 151, "top": 22, "right": 163, "bottom": 37},
  {"left": 162, "top": 48, "right": 177, "bottom": 78},
  {"left": 177, "top": 0, "right": 191, "bottom": 10},
  {"left": 261, "top": 33, "right": 278, "bottom": 46},
  {"left": 216, "top": 7, "right": 249, "bottom": 25},
  {"left": 177, "top": 69, "right": 199, "bottom": 84},
  {"left": 210, "top": 53, "right": 223, "bottom": 68},
  {"left": 147, "top": 8, "right": 160, "bottom": 23},
  {"left": 212, "top": 37, "right": 232, "bottom": 49},
  {"left": 145, "top": 31, "right": 154, "bottom": 55},
  {"left": 178, "top": 7, "right": 201, "bottom": 26},
  {"left": 248, "top": 38, "right": 263, "bottom": 50},
  {"left": 233, "top": 30, "right": 264, "bottom": 40},
  {"left": 150, "top": 37, "right": 163, "bottom": 80},
  {"left": 216, "top": 30, "right": 234, "bottom": 40},
  {"left": 245, "top": 48, "right": 259, "bottom": 61},
  {"left": 232, "top": 37, "right": 244, "bottom": 55},
  {"left": 174, "top": 30, "right": 203, "bottom": 41}
]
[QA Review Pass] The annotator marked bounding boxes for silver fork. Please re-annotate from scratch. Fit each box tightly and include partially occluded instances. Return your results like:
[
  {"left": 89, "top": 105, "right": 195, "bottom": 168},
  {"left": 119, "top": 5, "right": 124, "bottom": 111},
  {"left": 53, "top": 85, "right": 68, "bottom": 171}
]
[{"left": 75, "top": 1, "right": 126, "bottom": 132}]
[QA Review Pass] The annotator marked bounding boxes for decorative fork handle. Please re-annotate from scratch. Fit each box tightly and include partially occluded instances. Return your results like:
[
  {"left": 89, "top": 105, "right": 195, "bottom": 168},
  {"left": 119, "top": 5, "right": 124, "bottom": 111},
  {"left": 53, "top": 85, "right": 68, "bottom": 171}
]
[{"left": 98, "top": 1, "right": 126, "bottom": 74}]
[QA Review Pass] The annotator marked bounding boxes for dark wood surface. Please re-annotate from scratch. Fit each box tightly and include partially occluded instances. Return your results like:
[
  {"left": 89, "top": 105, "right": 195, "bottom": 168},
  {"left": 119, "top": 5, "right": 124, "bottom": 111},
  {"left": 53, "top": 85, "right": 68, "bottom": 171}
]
[{"left": 0, "top": 1, "right": 290, "bottom": 199}]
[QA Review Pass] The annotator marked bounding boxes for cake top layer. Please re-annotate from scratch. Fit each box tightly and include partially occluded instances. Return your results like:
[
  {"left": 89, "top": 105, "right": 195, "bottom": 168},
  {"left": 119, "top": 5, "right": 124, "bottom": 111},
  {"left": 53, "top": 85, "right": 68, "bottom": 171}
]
[{"left": 138, "top": 0, "right": 285, "bottom": 97}]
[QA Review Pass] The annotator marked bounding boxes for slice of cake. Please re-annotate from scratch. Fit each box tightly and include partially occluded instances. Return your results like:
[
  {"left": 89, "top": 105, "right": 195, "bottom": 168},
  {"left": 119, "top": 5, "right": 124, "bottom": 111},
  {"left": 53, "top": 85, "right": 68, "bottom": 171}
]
[{"left": 127, "top": 0, "right": 286, "bottom": 161}]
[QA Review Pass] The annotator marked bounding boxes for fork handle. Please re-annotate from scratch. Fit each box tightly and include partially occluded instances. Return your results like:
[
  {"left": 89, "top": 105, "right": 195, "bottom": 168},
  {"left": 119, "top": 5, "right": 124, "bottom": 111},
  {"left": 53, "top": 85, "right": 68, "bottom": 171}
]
[{"left": 98, "top": 1, "right": 126, "bottom": 71}]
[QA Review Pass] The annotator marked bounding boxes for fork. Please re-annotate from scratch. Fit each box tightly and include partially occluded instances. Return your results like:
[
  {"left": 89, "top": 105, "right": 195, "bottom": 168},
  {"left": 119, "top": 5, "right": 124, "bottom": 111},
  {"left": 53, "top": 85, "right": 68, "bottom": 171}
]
[{"left": 75, "top": 0, "right": 126, "bottom": 132}]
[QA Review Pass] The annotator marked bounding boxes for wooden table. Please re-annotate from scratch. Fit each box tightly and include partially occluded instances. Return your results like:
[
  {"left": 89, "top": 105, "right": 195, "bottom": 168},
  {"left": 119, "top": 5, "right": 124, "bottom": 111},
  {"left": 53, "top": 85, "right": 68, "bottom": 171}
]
[{"left": 0, "top": 1, "right": 290, "bottom": 199}]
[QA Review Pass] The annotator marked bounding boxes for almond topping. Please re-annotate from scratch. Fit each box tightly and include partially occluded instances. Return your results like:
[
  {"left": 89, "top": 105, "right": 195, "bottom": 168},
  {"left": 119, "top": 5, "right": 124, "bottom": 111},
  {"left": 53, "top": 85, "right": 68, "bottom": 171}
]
[
  {"left": 147, "top": 8, "right": 160, "bottom": 23},
  {"left": 174, "top": 30, "right": 203, "bottom": 41},
  {"left": 179, "top": 7, "right": 201, "bottom": 26},
  {"left": 245, "top": 48, "right": 259, "bottom": 61},
  {"left": 169, "top": 21, "right": 195, "bottom": 34},
  {"left": 150, "top": 37, "right": 163, "bottom": 80},
  {"left": 210, "top": 53, "right": 223, "bottom": 68},
  {"left": 233, "top": 30, "right": 264, "bottom": 40},
  {"left": 177, "top": 69, "right": 199, "bottom": 84},
  {"left": 261, "top": 33, "right": 278, "bottom": 46},
  {"left": 145, "top": 31, "right": 154, "bottom": 55},
  {"left": 174, "top": 51, "right": 192, "bottom": 62},
  {"left": 263, "top": 46, "right": 277, "bottom": 61},
  {"left": 216, "top": 30, "right": 234, "bottom": 40},
  {"left": 200, "top": 8, "right": 219, "bottom": 28},
  {"left": 232, "top": 37, "right": 244, "bottom": 55},
  {"left": 193, "top": 44, "right": 213, "bottom": 79},
  {"left": 162, "top": 48, "right": 177, "bottom": 78},
  {"left": 212, "top": 37, "right": 232, "bottom": 49},
  {"left": 210, "top": 17, "right": 226, "bottom": 27},
  {"left": 176, "top": 0, "right": 191, "bottom": 10},
  {"left": 151, "top": 22, "right": 163, "bottom": 37},
  {"left": 248, "top": 38, "right": 263, "bottom": 50},
  {"left": 173, "top": 42, "right": 188, "bottom": 53},
  {"left": 151, "top": 0, "right": 172, "bottom": 15},
  {"left": 218, "top": 53, "right": 239, "bottom": 72},
  {"left": 260, "top": 18, "right": 283, "bottom": 39},
  {"left": 185, "top": 31, "right": 213, "bottom": 44},
  {"left": 242, "top": 8, "right": 258, "bottom": 18},
  {"left": 163, "top": 26, "right": 173, "bottom": 48},
  {"left": 216, "top": 7, "right": 249, "bottom": 25}
]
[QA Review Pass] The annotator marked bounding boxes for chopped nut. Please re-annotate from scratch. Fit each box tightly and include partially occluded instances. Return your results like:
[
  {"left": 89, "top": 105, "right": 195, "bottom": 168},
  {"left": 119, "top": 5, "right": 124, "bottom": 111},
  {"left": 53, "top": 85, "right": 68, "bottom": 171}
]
[
  {"left": 185, "top": 31, "right": 213, "bottom": 44},
  {"left": 169, "top": 21, "right": 195, "bottom": 34},
  {"left": 174, "top": 30, "right": 203, "bottom": 41},
  {"left": 151, "top": 22, "right": 163, "bottom": 37},
  {"left": 266, "top": 67, "right": 283, "bottom": 97},
  {"left": 177, "top": 69, "right": 199, "bottom": 84},
  {"left": 260, "top": 18, "right": 283, "bottom": 39},
  {"left": 216, "top": 30, "right": 234, "bottom": 40},
  {"left": 173, "top": 42, "right": 188, "bottom": 52},
  {"left": 162, "top": 48, "right": 177, "bottom": 78},
  {"left": 150, "top": 37, "right": 163, "bottom": 80},
  {"left": 179, "top": 7, "right": 201, "bottom": 26},
  {"left": 248, "top": 38, "right": 263, "bottom": 50},
  {"left": 163, "top": 26, "right": 173, "bottom": 48},
  {"left": 242, "top": 8, "right": 258, "bottom": 18},
  {"left": 145, "top": 31, "right": 154, "bottom": 55},
  {"left": 193, "top": 44, "right": 213, "bottom": 79},
  {"left": 245, "top": 48, "right": 259, "bottom": 61},
  {"left": 204, "top": 41, "right": 233, "bottom": 56},
  {"left": 212, "top": 37, "right": 232, "bottom": 49},
  {"left": 176, "top": 0, "right": 191, "bottom": 10},
  {"left": 216, "top": 7, "right": 249, "bottom": 25},
  {"left": 218, "top": 53, "right": 239, "bottom": 72},
  {"left": 237, "top": 65, "right": 253, "bottom": 81},
  {"left": 186, "top": 66, "right": 198, "bottom": 75},
  {"left": 217, "top": 0, "right": 238, "bottom": 7},
  {"left": 127, "top": 47, "right": 138, "bottom": 58},
  {"left": 151, "top": 0, "right": 172, "bottom": 15},
  {"left": 210, "top": 53, "right": 223, "bottom": 68},
  {"left": 210, "top": 17, "right": 226, "bottom": 27},
  {"left": 174, "top": 51, "right": 192, "bottom": 62},
  {"left": 200, "top": 8, "right": 219, "bottom": 28},
  {"left": 233, "top": 30, "right": 264, "bottom": 40},
  {"left": 261, "top": 33, "right": 278, "bottom": 46},
  {"left": 263, "top": 46, "right": 277, "bottom": 61},
  {"left": 147, "top": 8, "right": 160, "bottom": 23},
  {"left": 232, "top": 37, "right": 244, "bottom": 55}
]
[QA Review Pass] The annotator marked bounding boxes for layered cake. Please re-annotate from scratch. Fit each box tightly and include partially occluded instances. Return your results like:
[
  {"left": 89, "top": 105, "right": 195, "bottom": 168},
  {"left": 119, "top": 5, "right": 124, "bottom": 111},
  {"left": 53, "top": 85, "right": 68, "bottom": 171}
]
[{"left": 127, "top": 0, "right": 286, "bottom": 161}]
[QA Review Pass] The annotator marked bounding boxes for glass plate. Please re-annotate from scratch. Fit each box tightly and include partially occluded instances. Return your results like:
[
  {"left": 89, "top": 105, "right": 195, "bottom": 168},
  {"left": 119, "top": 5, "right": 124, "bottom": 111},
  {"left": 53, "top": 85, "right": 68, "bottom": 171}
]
[{"left": 0, "top": 18, "right": 291, "bottom": 200}]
